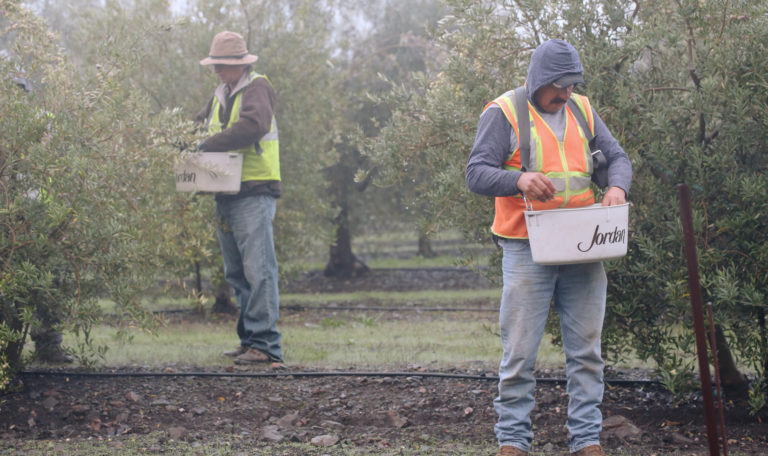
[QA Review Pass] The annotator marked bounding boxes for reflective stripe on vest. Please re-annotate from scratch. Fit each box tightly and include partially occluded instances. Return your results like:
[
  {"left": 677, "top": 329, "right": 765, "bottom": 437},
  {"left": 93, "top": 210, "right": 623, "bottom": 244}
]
[
  {"left": 208, "top": 72, "right": 280, "bottom": 182},
  {"left": 486, "top": 92, "right": 595, "bottom": 239}
]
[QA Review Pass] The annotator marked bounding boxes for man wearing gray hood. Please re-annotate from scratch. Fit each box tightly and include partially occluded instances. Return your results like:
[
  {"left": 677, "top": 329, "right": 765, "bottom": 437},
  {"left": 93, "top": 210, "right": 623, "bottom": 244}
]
[{"left": 466, "top": 39, "right": 632, "bottom": 456}]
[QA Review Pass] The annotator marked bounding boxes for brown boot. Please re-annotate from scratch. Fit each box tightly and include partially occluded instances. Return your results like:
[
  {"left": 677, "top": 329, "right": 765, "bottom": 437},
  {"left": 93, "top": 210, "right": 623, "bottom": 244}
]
[
  {"left": 222, "top": 345, "right": 247, "bottom": 357},
  {"left": 497, "top": 446, "right": 528, "bottom": 456},
  {"left": 572, "top": 445, "right": 606, "bottom": 456},
  {"left": 234, "top": 348, "right": 271, "bottom": 364}
]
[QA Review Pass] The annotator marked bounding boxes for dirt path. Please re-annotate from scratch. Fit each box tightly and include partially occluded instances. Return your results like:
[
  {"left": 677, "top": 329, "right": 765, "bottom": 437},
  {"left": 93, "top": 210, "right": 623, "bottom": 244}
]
[{"left": 2, "top": 367, "right": 766, "bottom": 454}]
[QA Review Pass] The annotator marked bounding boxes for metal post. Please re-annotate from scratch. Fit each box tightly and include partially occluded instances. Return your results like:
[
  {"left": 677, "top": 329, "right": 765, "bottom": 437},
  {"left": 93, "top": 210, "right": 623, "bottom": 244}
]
[
  {"left": 678, "top": 183, "right": 720, "bottom": 456},
  {"left": 707, "top": 303, "right": 729, "bottom": 456}
]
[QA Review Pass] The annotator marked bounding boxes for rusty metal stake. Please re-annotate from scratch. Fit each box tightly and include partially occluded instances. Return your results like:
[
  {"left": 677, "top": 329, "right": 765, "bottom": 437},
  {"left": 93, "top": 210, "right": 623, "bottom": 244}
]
[
  {"left": 678, "top": 183, "right": 720, "bottom": 456},
  {"left": 706, "top": 303, "right": 729, "bottom": 456}
]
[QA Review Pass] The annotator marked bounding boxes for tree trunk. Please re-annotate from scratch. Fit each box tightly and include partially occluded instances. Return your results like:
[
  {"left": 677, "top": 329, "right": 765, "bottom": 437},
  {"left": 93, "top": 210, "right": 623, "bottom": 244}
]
[
  {"left": 417, "top": 232, "right": 437, "bottom": 258},
  {"left": 210, "top": 266, "right": 237, "bottom": 315},
  {"left": 321, "top": 143, "right": 373, "bottom": 279},
  {"left": 713, "top": 324, "right": 750, "bottom": 403},
  {"left": 324, "top": 208, "right": 369, "bottom": 278}
]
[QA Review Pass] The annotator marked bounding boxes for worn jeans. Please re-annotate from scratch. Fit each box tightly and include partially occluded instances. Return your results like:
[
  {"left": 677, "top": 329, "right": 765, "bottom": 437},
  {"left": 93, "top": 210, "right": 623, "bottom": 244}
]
[
  {"left": 215, "top": 194, "right": 282, "bottom": 361},
  {"left": 494, "top": 239, "right": 606, "bottom": 453}
]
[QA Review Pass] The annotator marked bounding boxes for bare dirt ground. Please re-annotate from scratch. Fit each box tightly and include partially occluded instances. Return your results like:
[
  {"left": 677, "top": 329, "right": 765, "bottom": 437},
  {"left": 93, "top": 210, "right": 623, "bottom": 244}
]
[{"left": 1, "top": 268, "right": 766, "bottom": 455}]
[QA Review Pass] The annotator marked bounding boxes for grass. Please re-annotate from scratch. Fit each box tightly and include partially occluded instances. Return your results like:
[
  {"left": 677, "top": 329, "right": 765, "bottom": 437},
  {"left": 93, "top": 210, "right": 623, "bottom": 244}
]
[
  {"left": 364, "top": 254, "right": 472, "bottom": 269},
  {"left": 283, "top": 312, "right": 505, "bottom": 368},
  {"left": 51, "top": 309, "right": 570, "bottom": 370},
  {"left": 281, "top": 253, "right": 490, "bottom": 278},
  {"left": 96, "top": 296, "right": 202, "bottom": 315},
  {"left": 281, "top": 288, "right": 500, "bottom": 306},
  {"left": 47, "top": 288, "right": 665, "bottom": 373}
]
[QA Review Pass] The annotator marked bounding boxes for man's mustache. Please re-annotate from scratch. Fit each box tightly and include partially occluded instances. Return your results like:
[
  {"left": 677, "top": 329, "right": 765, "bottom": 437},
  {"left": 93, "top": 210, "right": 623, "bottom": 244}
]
[{"left": 553, "top": 97, "right": 568, "bottom": 104}]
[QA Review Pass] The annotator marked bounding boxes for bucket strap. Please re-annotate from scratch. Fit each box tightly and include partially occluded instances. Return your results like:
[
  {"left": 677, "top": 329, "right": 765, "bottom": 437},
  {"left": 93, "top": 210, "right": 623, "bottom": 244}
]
[{"left": 513, "top": 86, "right": 531, "bottom": 171}]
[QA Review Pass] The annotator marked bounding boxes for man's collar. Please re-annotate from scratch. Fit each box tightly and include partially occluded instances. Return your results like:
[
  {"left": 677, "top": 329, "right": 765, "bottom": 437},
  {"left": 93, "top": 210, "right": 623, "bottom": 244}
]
[{"left": 228, "top": 70, "right": 252, "bottom": 95}]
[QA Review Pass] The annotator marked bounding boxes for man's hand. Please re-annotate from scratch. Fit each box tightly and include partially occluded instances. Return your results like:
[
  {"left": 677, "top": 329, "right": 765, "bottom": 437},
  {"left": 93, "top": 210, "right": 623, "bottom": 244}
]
[
  {"left": 601, "top": 186, "right": 627, "bottom": 206},
  {"left": 517, "top": 172, "right": 556, "bottom": 202}
]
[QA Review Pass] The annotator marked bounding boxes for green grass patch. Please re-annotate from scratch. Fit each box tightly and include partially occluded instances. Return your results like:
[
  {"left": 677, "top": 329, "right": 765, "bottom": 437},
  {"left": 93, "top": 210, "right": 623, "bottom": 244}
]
[
  {"left": 364, "top": 254, "right": 470, "bottom": 269},
  {"left": 96, "top": 296, "right": 200, "bottom": 314},
  {"left": 94, "top": 289, "right": 501, "bottom": 316},
  {"left": 282, "top": 288, "right": 500, "bottom": 306},
  {"left": 55, "top": 288, "right": 664, "bottom": 375},
  {"left": 352, "top": 228, "right": 467, "bottom": 244},
  {"left": 50, "top": 308, "right": 570, "bottom": 371},
  {"left": 284, "top": 254, "right": 492, "bottom": 274},
  {"left": 282, "top": 313, "right": 508, "bottom": 368}
]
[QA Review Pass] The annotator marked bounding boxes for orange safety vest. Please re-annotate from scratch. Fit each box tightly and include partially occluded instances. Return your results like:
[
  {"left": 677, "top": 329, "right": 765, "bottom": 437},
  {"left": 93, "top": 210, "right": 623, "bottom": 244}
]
[{"left": 487, "top": 91, "right": 596, "bottom": 239}]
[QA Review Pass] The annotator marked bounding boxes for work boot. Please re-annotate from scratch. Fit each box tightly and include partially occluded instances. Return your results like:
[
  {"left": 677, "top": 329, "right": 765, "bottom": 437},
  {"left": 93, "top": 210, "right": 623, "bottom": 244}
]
[
  {"left": 572, "top": 445, "right": 606, "bottom": 456},
  {"left": 497, "top": 446, "right": 528, "bottom": 456},
  {"left": 234, "top": 348, "right": 271, "bottom": 364},
  {"left": 222, "top": 345, "right": 248, "bottom": 357}
]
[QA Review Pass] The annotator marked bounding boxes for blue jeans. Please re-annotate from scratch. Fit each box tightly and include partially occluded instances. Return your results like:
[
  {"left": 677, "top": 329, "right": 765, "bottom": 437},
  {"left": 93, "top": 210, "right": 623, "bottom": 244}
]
[
  {"left": 494, "top": 239, "right": 606, "bottom": 453},
  {"left": 215, "top": 194, "right": 282, "bottom": 361}
]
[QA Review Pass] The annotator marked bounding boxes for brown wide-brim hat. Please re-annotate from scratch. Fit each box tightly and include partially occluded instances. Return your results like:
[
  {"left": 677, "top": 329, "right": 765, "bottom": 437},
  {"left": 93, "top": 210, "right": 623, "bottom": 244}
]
[{"left": 200, "top": 31, "right": 258, "bottom": 66}]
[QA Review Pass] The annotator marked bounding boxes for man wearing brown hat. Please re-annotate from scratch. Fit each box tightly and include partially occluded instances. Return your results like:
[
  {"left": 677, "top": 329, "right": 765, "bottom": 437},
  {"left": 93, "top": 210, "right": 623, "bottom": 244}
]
[{"left": 196, "top": 31, "right": 283, "bottom": 366}]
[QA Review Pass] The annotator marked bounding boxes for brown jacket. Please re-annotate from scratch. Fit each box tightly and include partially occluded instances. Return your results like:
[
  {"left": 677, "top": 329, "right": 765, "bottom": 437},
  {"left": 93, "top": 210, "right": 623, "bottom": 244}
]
[{"left": 195, "top": 72, "right": 277, "bottom": 154}]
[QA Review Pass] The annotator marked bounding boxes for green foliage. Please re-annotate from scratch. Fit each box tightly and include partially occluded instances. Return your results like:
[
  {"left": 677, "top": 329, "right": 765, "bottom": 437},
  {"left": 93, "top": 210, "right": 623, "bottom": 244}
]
[
  {"left": 34, "top": 0, "right": 353, "bottom": 272},
  {"left": 354, "top": 314, "right": 379, "bottom": 327},
  {"left": 320, "top": 316, "right": 346, "bottom": 329},
  {"left": 657, "top": 356, "right": 698, "bottom": 401},
  {"left": 601, "top": 0, "right": 768, "bottom": 412},
  {"left": 365, "top": 0, "right": 768, "bottom": 412},
  {"left": 363, "top": 0, "right": 532, "bottom": 263},
  {"left": 1, "top": 0, "right": 204, "bottom": 386},
  {"left": 748, "top": 377, "right": 767, "bottom": 413}
]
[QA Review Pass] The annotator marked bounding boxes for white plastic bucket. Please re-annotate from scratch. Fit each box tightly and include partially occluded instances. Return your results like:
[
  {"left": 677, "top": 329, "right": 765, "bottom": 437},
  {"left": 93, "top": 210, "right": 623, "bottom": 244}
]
[
  {"left": 175, "top": 152, "right": 243, "bottom": 194},
  {"left": 524, "top": 203, "right": 630, "bottom": 265}
]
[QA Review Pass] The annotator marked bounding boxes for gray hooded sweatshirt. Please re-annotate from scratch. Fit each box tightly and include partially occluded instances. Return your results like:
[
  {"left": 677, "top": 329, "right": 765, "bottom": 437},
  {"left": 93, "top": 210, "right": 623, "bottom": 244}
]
[{"left": 466, "top": 39, "right": 632, "bottom": 198}]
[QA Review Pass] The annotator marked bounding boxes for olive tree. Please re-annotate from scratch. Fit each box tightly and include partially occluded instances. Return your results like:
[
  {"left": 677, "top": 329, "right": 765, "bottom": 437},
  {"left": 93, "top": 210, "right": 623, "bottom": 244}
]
[
  {"left": 322, "top": 0, "right": 447, "bottom": 276},
  {"left": 599, "top": 0, "right": 768, "bottom": 410},
  {"left": 1, "top": 0, "right": 197, "bottom": 380}
]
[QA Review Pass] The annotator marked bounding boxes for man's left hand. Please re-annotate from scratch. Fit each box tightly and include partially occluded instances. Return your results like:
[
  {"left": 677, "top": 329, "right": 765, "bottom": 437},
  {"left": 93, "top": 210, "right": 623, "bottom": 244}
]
[{"left": 601, "top": 186, "right": 627, "bottom": 206}]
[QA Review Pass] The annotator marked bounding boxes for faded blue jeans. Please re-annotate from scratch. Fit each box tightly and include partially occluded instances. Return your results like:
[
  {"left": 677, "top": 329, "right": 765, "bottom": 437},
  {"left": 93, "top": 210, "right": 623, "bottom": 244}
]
[
  {"left": 494, "top": 239, "right": 606, "bottom": 453},
  {"left": 215, "top": 194, "right": 282, "bottom": 362}
]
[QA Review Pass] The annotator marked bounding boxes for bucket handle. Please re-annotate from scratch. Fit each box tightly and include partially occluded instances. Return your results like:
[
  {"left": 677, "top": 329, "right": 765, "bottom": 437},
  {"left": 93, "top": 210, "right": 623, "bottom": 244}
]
[{"left": 523, "top": 194, "right": 533, "bottom": 211}]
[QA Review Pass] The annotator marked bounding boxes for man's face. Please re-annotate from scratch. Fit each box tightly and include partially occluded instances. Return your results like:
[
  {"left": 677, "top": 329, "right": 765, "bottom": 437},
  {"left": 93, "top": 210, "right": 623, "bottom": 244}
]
[
  {"left": 213, "top": 64, "right": 247, "bottom": 87},
  {"left": 534, "top": 83, "right": 574, "bottom": 114}
]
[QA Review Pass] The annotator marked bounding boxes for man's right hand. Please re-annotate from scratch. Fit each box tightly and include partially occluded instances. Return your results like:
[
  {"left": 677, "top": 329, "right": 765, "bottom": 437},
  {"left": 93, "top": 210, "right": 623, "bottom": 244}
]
[{"left": 517, "top": 172, "right": 556, "bottom": 202}]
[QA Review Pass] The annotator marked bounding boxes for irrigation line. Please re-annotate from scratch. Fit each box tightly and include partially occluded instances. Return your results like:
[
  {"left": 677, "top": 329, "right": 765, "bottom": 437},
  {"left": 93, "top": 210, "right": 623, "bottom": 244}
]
[{"left": 19, "top": 369, "right": 661, "bottom": 386}]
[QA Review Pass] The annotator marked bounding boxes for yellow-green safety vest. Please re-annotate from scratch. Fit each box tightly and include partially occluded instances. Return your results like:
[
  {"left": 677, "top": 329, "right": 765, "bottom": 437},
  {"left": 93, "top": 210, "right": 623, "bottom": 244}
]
[{"left": 208, "top": 72, "right": 280, "bottom": 182}]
